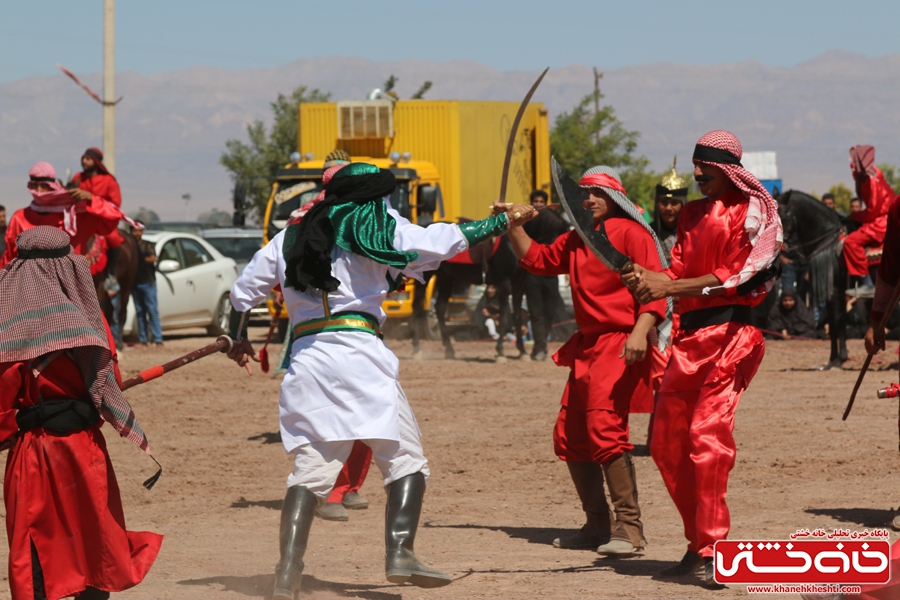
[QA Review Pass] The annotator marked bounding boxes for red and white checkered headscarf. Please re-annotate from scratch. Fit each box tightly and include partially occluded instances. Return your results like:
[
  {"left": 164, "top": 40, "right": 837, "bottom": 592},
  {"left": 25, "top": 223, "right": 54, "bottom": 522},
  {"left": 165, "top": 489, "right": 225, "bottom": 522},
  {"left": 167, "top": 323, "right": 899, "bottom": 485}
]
[{"left": 693, "top": 130, "right": 783, "bottom": 292}]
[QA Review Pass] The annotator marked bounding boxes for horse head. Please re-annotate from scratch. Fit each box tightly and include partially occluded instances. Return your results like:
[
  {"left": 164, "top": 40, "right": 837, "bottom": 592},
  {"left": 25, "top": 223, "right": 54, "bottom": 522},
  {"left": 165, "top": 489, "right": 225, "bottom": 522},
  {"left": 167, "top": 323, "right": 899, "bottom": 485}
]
[{"left": 777, "top": 190, "right": 842, "bottom": 260}]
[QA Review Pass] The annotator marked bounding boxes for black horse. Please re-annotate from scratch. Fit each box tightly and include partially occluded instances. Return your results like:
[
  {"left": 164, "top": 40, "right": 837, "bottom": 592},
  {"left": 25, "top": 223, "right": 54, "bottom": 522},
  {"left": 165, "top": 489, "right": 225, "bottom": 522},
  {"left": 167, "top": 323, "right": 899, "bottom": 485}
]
[
  {"left": 410, "top": 235, "right": 527, "bottom": 361},
  {"left": 778, "top": 190, "right": 847, "bottom": 366}
]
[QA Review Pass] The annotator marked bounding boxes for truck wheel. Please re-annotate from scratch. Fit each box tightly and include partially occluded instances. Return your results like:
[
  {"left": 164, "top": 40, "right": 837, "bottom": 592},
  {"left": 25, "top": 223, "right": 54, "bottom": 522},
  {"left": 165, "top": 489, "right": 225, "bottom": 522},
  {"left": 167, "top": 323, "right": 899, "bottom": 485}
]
[{"left": 207, "top": 293, "right": 230, "bottom": 336}]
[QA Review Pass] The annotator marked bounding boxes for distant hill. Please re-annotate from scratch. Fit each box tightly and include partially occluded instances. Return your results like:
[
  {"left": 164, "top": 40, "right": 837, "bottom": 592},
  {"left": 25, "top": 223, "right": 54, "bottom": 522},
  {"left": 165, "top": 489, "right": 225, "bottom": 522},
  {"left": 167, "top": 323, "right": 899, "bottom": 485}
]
[{"left": 1, "top": 51, "right": 898, "bottom": 219}]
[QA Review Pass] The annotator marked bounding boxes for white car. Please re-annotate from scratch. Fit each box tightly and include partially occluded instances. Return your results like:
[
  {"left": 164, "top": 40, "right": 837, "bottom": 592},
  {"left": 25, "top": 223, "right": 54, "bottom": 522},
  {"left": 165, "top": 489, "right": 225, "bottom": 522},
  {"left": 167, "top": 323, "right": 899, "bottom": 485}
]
[{"left": 123, "top": 231, "right": 239, "bottom": 338}]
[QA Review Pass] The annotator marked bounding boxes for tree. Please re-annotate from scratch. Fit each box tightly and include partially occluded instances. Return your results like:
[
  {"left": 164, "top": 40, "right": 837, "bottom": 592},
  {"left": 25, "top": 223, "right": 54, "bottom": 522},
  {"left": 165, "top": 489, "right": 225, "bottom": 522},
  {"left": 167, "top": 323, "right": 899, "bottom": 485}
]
[
  {"left": 220, "top": 85, "right": 330, "bottom": 223},
  {"left": 877, "top": 163, "right": 900, "bottom": 194},
  {"left": 130, "top": 207, "right": 159, "bottom": 224},
  {"left": 827, "top": 182, "right": 853, "bottom": 213},
  {"left": 197, "top": 208, "right": 233, "bottom": 227},
  {"left": 551, "top": 90, "right": 661, "bottom": 215}
]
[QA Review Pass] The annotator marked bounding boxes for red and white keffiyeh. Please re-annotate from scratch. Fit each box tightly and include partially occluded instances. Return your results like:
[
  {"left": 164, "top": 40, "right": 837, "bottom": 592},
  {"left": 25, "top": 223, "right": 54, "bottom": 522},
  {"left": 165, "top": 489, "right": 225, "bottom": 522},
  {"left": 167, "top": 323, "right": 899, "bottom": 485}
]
[
  {"left": 285, "top": 163, "right": 348, "bottom": 226},
  {"left": 693, "top": 130, "right": 783, "bottom": 293}
]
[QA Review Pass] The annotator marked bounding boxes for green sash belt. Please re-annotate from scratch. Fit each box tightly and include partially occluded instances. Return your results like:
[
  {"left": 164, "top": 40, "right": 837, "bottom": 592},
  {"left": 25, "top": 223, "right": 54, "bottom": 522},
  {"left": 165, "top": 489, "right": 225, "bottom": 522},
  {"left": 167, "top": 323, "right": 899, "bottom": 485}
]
[{"left": 292, "top": 311, "right": 382, "bottom": 339}]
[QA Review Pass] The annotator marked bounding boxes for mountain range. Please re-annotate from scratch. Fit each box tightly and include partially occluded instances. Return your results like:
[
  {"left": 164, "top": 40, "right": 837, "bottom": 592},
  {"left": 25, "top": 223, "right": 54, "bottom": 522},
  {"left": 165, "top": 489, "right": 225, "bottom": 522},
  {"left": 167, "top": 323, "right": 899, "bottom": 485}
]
[{"left": 1, "top": 50, "right": 897, "bottom": 219}]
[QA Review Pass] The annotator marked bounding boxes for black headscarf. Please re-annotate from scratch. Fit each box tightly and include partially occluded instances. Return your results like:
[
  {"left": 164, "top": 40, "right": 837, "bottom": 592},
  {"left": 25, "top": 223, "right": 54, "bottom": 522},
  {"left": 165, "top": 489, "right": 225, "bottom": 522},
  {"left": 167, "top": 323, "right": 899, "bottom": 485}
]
[{"left": 283, "top": 163, "right": 401, "bottom": 292}]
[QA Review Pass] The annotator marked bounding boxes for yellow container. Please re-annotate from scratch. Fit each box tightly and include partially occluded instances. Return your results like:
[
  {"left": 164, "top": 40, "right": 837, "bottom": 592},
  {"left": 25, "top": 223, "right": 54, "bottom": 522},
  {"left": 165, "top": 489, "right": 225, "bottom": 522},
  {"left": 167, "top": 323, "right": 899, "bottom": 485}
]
[{"left": 298, "top": 100, "right": 550, "bottom": 222}]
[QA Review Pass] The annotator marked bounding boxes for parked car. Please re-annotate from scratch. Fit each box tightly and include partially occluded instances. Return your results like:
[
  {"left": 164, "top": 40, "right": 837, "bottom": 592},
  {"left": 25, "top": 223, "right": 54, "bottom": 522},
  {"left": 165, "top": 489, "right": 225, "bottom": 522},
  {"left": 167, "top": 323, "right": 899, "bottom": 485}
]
[
  {"left": 143, "top": 221, "right": 216, "bottom": 236},
  {"left": 200, "top": 228, "right": 269, "bottom": 321},
  {"left": 122, "top": 231, "right": 238, "bottom": 338},
  {"left": 199, "top": 228, "right": 264, "bottom": 275}
]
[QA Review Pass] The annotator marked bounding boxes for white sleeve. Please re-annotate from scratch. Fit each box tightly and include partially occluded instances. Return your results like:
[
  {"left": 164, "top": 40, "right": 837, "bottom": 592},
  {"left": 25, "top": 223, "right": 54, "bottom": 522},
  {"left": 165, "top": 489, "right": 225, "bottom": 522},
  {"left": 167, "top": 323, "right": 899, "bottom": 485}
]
[
  {"left": 230, "top": 230, "right": 283, "bottom": 312},
  {"left": 388, "top": 205, "right": 468, "bottom": 280}
]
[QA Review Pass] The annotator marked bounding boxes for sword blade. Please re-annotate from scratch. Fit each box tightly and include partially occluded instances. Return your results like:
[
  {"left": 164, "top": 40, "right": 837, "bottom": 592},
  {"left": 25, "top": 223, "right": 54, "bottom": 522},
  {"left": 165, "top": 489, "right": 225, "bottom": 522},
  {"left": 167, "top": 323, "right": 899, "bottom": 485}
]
[
  {"left": 499, "top": 67, "right": 549, "bottom": 204},
  {"left": 551, "top": 157, "right": 633, "bottom": 273}
]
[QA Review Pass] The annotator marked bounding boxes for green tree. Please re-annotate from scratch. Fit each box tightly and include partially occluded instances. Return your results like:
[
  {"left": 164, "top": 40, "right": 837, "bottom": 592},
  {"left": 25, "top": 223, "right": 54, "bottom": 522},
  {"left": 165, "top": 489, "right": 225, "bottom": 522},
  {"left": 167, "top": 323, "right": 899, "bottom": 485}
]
[
  {"left": 877, "top": 163, "right": 900, "bottom": 194},
  {"left": 220, "top": 85, "right": 330, "bottom": 223},
  {"left": 827, "top": 182, "right": 853, "bottom": 213},
  {"left": 550, "top": 91, "right": 660, "bottom": 215}
]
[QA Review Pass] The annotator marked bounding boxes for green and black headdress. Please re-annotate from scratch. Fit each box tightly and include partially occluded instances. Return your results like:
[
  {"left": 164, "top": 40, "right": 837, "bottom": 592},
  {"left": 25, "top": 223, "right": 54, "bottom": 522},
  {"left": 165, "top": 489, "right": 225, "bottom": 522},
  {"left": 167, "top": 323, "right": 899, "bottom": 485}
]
[{"left": 283, "top": 163, "right": 418, "bottom": 292}]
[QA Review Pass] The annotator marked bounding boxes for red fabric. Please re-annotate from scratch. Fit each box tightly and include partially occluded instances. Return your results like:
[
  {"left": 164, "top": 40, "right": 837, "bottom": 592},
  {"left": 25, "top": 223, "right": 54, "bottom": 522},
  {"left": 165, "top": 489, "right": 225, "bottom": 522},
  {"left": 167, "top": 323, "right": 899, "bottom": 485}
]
[
  {"left": 651, "top": 322, "right": 764, "bottom": 558},
  {"left": 553, "top": 403, "right": 631, "bottom": 464},
  {"left": 521, "top": 217, "right": 664, "bottom": 463},
  {"left": 1, "top": 200, "right": 121, "bottom": 267},
  {"left": 520, "top": 216, "right": 666, "bottom": 330},
  {"left": 578, "top": 173, "right": 627, "bottom": 196},
  {"left": 327, "top": 440, "right": 373, "bottom": 503},
  {"left": 664, "top": 189, "right": 767, "bottom": 311},
  {"left": 852, "top": 167, "right": 893, "bottom": 224},
  {"left": 74, "top": 172, "right": 121, "bottom": 207},
  {"left": 0, "top": 326, "right": 161, "bottom": 599},
  {"left": 845, "top": 218, "right": 888, "bottom": 277},
  {"left": 878, "top": 196, "right": 900, "bottom": 287},
  {"left": 86, "top": 235, "right": 109, "bottom": 276}
]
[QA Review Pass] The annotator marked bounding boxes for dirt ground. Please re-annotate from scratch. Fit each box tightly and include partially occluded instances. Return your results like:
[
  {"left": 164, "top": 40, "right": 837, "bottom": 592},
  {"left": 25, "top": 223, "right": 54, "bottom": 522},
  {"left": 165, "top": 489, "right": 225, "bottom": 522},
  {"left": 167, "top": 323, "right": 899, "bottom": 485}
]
[{"left": 2, "top": 328, "right": 900, "bottom": 600}]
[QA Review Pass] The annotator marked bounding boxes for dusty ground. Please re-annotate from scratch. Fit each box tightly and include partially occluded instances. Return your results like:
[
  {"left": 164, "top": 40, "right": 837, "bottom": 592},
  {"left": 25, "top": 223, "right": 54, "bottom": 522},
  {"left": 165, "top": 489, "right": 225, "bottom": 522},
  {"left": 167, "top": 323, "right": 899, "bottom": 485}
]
[{"left": 2, "top": 328, "right": 900, "bottom": 600}]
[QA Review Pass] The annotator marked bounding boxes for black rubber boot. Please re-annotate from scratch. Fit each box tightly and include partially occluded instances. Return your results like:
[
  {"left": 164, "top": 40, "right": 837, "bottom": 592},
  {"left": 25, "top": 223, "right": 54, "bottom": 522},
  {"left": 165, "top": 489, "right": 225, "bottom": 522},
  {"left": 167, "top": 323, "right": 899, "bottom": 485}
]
[
  {"left": 273, "top": 485, "right": 317, "bottom": 600},
  {"left": 384, "top": 472, "right": 452, "bottom": 588},
  {"left": 106, "top": 245, "right": 121, "bottom": 280}
]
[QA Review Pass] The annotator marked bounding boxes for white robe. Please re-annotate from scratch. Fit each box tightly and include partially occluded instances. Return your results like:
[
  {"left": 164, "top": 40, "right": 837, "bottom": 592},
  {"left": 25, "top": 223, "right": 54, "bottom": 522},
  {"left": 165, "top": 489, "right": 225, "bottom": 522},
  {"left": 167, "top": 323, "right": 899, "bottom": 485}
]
[{"left": 230, "top": 203, "right": 468, "bottom": 453}]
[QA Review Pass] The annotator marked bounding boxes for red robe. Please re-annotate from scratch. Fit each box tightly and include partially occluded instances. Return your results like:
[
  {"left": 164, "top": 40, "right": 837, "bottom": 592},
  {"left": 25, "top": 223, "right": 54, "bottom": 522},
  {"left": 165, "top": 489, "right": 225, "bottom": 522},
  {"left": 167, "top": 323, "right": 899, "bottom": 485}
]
[
  {"left": 870, "top": 195, "right": 900, "bottom": 328},
  {"left": 327, "top": 440, "right": 372, "bottom": 504},
  {"left": 520, "top": 216, "right": 666, "bottom": 463},
  {"left": 845, "top": 168, "right": 893, "bottom": 277},
  {"left": 651, "top": 188, "right": 767, "bottom": 558},
  {"left": 0, "top": 325, "right": 162, "bottom": 600},
  {"left": 74, "top": 172, "right": 124, "bottom": 249},
  {"left": 0, "top": 197, "right": 121, "bottom": 268}
]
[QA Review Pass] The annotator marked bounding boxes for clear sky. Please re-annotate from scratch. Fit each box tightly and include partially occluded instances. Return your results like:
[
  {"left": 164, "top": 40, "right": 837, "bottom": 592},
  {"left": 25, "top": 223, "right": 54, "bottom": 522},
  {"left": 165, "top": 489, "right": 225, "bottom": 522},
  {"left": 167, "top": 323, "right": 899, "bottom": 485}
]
[{"left": 1, "top": 0, "right": 898, "bottom": 83}]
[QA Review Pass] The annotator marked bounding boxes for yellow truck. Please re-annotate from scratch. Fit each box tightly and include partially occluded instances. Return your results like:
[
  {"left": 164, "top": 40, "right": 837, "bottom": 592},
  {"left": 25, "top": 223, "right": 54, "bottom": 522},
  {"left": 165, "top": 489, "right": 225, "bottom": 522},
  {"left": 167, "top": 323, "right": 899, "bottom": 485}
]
[{"left": 263, "top": 98, "right": 550, "bottom": 331}]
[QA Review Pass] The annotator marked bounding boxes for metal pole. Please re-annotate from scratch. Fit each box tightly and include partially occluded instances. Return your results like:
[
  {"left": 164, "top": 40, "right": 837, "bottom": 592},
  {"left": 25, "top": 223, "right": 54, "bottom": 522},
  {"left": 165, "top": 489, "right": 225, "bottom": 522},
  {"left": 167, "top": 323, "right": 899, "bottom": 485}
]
[{"left": 103, "top": 0, "right": 116, "bottom": 174}]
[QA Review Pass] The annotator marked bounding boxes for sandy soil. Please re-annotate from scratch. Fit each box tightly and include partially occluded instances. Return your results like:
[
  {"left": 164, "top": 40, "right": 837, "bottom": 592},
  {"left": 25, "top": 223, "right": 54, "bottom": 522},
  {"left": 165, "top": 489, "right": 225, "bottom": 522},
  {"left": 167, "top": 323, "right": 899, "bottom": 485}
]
[{"left": 2, "top": 328, "right": 899, "bottom": 600}]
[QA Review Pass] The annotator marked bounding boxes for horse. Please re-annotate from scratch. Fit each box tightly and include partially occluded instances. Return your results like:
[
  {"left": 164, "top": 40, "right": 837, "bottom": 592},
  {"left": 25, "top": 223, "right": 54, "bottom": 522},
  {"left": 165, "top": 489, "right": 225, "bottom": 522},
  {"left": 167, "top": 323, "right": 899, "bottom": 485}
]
[
  {"left": 93, "top": 231, "right": 139, "bottom": 348},
  {"left": 410, "top": 235, "right": 527, "bottom": 361},
  {"left": 777, "top": 190, "right": 847, "bottom": 366}
]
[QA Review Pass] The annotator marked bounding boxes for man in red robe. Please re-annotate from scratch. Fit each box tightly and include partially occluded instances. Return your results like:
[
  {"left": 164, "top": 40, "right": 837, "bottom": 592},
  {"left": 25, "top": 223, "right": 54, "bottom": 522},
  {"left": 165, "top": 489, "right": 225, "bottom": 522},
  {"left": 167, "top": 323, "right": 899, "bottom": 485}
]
[
  {"left": 70, "top": 147, "right": 126, "bottom": 282},
  {"left": 1, "top": 162, "right": 123, "bottom": 268},
  {"left": 845, "top": 145, "right": 892, "bottom": 289},
  {"left": 508, "top": 166, "right": 668, "bottom": 557},
  {"left": 865, "top": 193, "right": 900, "bottom": 354},
  {"left": 0, "top": 226, "right": 162, "bottom": 600},
  {"left": 623, "top": 130, "right": 782, "bottom": 586}
]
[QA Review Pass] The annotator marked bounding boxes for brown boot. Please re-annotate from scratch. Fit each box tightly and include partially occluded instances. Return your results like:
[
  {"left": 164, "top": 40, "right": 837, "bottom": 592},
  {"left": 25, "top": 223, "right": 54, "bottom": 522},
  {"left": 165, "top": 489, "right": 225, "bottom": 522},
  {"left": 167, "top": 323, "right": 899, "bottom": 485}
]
[
  {"left": 553, "top": 461, "right": 613, "bottom": 550},
  {"left": 596, "top": 452, "right": 644, "bottom": 555}
]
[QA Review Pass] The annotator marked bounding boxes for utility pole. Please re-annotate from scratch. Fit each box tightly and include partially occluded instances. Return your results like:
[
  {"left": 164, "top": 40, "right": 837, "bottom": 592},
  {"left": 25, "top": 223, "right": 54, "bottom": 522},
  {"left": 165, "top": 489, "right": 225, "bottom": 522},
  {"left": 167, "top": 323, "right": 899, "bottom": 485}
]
[
  {"left": 592, "top": 67, "right": 602, "bottom": 145},
  {"left": 103, "top": 0, "right": 116, "bottom": 174},
  {"left": 182, "top": 193, "right": 192, "bottom": 220}
]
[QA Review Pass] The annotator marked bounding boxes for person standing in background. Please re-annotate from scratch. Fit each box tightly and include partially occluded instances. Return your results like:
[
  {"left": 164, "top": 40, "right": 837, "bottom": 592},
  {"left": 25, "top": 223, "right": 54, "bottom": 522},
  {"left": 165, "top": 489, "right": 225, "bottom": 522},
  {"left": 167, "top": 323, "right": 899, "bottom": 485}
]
[{"left": 131, "top": 222, "right": 163, "bottom": 347}]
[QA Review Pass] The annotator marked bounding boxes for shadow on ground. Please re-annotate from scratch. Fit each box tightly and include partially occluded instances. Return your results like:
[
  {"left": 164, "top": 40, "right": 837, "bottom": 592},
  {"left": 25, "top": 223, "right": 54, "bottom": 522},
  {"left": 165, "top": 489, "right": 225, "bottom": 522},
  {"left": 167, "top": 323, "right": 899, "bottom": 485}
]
[
  {"left": 231, "top": 497, "right": 282, "bottom": 510},
  {"left": 178, "top": 573, "right": 422, "bottom": 599},
  {"left": 247, "top": 431, "right": 282, "bottom": 445},
  {"left": 804, "top": 506, "right": 896, "bottom": 528}
]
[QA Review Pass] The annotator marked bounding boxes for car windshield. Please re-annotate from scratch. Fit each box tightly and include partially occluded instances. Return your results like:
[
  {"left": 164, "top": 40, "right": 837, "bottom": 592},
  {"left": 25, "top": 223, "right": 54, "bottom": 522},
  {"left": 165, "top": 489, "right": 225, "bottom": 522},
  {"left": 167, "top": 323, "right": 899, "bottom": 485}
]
[
  {"left": 272, "top": 181, "right": 323, "bottom": 222},
  {"left": 204, "top": 236, "right": 262, "bottom": 262}
]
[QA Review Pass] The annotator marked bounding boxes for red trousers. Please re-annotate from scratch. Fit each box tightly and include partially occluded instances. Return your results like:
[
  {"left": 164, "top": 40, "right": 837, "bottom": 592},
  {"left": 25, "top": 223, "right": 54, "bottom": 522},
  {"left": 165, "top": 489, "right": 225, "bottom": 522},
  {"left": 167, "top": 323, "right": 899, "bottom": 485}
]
[
  {"left": 844, "top": 218, "right": 887, "bottom": 277},
  {"left": 327, "top": 440, "right": 372, "bottom": 503},
  {"left": 554, "top": 405, "right": 631, "bottom": 464},
  {"left": 650, "top": 322, "right": 764, "bottom": 557}
]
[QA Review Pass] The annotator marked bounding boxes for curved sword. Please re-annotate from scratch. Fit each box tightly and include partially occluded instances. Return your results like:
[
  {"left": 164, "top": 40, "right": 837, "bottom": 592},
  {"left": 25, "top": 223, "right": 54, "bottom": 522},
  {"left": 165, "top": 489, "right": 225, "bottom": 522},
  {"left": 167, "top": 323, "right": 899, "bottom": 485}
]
[
  {"left": 551, "top": 156, "right": 633, "bottom": 273},
  {"left": 499, "top": 67, "right": 549, "bottom": 212}
]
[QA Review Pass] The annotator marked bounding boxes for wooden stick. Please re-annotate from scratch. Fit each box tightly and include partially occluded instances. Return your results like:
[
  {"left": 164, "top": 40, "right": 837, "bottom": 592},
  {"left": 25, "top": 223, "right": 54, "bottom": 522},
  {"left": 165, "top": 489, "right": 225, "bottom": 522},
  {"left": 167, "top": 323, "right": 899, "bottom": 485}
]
[
  {"left": 121, "top": 335, "right": 233, "bottom": 391},
  {"left": 843, "top": 277, "right": 900, "bottom": 420}
]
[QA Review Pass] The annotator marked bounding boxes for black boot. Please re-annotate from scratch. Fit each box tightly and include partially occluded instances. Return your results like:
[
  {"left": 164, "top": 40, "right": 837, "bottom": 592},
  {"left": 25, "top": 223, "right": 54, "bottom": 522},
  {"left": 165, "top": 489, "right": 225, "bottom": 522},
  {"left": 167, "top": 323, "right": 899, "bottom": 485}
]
[
  {"left": 106, "top": 245, "right": 121, "bottom": 280},
  {"left": 384, "top": 472, "right": 452, "bottom": 588},
  {"left": 273, "top": 485, "right": 317, "bottom": 600}
]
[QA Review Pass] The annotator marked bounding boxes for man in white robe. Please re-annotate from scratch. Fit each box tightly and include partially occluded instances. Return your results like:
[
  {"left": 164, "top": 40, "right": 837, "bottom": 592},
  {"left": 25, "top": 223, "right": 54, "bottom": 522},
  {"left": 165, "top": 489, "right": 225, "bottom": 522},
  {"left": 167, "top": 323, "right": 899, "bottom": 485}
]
[{"left": 227, "top": 163, "right": 535, "bottom": 598}]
